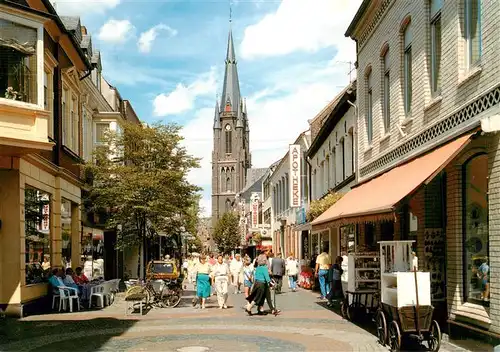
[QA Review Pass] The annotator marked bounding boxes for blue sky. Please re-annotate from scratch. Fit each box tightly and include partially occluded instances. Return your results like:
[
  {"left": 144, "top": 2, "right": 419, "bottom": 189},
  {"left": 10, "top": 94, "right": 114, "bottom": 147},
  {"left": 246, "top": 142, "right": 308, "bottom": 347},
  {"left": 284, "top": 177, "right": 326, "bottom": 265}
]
[{"left": 52, "top": 0, "right": 362, "bottom": 215}]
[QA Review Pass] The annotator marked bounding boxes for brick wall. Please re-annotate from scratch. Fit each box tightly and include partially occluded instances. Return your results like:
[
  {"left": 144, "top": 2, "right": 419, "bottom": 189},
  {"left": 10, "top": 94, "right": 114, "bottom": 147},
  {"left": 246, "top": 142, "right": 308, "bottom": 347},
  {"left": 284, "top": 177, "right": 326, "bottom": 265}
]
[{"left": 354, "top": 0, "right": 500, "bottom": 182}]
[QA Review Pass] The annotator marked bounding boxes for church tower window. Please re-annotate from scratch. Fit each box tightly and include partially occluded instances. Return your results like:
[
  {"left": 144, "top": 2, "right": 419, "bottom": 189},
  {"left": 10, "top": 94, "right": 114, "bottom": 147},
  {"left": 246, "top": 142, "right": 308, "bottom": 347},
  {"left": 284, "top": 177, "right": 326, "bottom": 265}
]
[{"left": 225, "top": 124, "right": 232, "bottom": 154}]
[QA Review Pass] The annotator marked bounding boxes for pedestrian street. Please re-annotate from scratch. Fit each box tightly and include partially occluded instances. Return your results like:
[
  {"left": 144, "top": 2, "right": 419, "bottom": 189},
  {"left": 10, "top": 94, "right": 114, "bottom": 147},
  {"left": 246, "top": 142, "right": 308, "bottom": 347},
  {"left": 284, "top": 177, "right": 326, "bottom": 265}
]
[{"left": 0, "top": 283, "right": 484, "bottom": 352}]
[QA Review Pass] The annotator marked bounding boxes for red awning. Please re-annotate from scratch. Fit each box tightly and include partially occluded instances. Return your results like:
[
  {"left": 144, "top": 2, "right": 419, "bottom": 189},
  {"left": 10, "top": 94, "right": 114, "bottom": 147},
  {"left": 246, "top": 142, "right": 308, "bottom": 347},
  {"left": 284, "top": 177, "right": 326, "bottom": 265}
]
[{"left": 311, "top": 133, "right": 474, "bottom": 227}]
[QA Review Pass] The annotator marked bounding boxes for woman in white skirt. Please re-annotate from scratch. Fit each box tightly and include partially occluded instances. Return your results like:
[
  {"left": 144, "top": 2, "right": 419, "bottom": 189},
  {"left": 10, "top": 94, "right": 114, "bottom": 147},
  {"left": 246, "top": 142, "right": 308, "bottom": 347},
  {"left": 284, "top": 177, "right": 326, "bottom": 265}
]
[{"left": 211, "top": 254, "right": 230, "bottom": 309}]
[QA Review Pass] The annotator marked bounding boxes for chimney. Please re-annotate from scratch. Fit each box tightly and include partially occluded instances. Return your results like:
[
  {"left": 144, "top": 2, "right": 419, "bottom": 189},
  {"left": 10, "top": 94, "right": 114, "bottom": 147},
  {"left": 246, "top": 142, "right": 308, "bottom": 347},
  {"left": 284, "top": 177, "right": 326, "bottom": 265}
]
[{"left": 81, "top": 26, "right": 87, "bottom": 36}]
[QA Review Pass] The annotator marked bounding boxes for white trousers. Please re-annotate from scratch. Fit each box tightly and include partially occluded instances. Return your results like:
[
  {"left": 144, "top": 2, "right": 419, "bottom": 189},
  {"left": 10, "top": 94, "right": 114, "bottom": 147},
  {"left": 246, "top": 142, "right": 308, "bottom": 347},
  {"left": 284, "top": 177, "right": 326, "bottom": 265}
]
[
  {"left": 188, "top": 269, "right": 196, "bottom": 284},
  {"left": 215, "top": 276, "right": 228, "bottom": 307},
  {"left": 231, "top": 271, "right": 242, "bottom": 286}
]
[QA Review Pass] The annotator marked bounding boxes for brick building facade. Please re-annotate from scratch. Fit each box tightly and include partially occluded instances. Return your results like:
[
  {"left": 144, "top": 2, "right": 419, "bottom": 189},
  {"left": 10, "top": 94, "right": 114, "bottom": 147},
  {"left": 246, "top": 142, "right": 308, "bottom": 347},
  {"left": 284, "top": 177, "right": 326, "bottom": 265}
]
[
  {"left": 309, "top": 0, "right": 500, "bottom": 338},
  {"left": 343, "top": 0, "right": 500, "bottom": 337}
]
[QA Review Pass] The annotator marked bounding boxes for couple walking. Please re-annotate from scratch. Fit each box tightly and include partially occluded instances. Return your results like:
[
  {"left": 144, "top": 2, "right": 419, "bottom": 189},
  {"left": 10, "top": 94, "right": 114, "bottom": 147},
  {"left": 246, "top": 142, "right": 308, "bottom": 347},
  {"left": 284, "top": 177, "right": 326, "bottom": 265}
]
[
  {"left": 245, "top": 251, "right": 281, "bottom": 316},
  {"left": 193, "top": 254, "right": 231, "bottom": 309}
]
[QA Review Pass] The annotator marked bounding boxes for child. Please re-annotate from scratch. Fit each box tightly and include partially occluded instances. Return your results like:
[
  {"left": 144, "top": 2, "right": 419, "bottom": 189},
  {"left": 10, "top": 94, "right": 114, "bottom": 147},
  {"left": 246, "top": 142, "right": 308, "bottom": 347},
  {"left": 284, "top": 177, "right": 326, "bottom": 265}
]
[
  {"left": 243, "top": 258, "right": 254, "bottom": 298},
  {"left": 327, "top": 256, "right": 344, "bottom": 306}
]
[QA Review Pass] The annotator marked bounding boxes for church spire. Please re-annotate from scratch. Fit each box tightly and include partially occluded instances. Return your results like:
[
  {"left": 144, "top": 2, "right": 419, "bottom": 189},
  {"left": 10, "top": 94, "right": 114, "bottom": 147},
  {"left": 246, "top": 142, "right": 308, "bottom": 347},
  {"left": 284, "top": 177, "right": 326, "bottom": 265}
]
[
  {"left": 220, "top": 20, "right": 241, "bottom": 113},
  {"left": 213, "top": 98, "right": 221, "bottom": 129}
]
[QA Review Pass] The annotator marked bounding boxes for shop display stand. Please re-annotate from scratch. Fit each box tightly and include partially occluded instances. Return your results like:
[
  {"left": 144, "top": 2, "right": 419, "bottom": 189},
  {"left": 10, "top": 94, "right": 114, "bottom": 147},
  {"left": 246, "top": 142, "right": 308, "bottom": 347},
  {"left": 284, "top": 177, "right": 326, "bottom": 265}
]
[
  {"left": 379, "top": 240, "right": 431, "bottom": 307},
  {"left": 424, "top": 229, "right": 446, "bottom": 302},
  {"left": 347, "top": 252, "right": 381, "bottom": 292}
]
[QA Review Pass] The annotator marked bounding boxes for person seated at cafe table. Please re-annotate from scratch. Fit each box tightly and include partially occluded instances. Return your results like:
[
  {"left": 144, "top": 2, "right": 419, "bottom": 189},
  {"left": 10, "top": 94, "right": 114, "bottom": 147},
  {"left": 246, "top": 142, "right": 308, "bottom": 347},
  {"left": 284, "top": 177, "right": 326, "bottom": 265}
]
[
  {"left": 48, "top": 268, "right": 78, "bottom": 295},
  {"left": 73, "top": 267, "right": 89, "bottom": 285},
  {"left": 63, "top": 268, "right": 80, "bottom": 292}
]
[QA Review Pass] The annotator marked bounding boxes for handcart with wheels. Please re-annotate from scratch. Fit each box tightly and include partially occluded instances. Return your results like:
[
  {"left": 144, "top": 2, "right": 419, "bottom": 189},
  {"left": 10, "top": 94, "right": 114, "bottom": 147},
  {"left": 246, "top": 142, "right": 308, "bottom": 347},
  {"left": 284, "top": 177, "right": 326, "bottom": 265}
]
[
  {"left": 341, "top": 289, "right": 379, "bottom": 321},
  {"left": 375, "top": 241, "right": 442, "bottom": 351},
  {"left": 341, "top": 251, "right": 381, "bottom": 322}
]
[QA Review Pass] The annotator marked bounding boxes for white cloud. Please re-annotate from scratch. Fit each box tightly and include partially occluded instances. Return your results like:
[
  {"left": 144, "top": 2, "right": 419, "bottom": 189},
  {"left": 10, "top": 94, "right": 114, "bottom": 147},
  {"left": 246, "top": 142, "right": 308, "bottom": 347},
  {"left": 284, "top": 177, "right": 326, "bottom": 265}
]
[
  {"left": 240, "top": 0, "right": 362, "bottom": 60},
  {"left": 153, "top": 67, "right": 218, "bottom": 116},
  {"left": 138, "top": 24, "right": 178, "bottom": 54},
  {"left": 98, "top": 19, "right": 135, "bottom": 43},
  {"left": 50, "top": 0, "right": 120, "bottom": 15}
]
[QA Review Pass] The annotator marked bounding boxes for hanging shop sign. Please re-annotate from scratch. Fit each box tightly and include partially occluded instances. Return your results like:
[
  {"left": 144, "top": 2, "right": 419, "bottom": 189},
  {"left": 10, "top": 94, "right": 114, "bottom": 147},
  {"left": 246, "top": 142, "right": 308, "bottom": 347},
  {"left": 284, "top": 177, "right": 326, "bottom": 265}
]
[
  {"left": 251, "top": 193, "right": 259, "bottom": 228},
  {"left": 289, "top": 144, "right": 301, "bottom": 207}
]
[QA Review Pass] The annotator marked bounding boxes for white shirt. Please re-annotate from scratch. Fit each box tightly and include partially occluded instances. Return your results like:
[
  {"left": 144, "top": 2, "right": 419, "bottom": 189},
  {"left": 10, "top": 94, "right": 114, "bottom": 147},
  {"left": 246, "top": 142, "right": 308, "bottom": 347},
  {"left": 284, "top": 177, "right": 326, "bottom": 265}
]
[
  {"left": 230, "top": 259, "right": 243, "bottom": 273},
  {"left": 212, "top": 262, "right": 230, "bottom": 277},
  {"left": 286, "top": 259, "right": 299, "bottom": 276}
]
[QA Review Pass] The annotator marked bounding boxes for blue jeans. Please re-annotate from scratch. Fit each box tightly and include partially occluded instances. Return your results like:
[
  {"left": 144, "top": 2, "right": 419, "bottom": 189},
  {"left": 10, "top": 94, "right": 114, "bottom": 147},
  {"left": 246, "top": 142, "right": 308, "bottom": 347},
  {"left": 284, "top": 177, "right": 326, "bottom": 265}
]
[
  {"left": 318, "top": 269, "right": 330, "bottom": 298},
  {"left": 288, "top": 275, "right": 297, "bottom": 290}
]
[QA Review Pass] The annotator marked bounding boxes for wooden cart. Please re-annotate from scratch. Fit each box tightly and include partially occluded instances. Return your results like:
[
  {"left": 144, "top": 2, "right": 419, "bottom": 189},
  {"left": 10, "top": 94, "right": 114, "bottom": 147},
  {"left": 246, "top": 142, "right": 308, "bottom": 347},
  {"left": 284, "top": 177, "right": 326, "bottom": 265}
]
[{"left": 375, "top": 241, "right": 441, "bottom": 351}]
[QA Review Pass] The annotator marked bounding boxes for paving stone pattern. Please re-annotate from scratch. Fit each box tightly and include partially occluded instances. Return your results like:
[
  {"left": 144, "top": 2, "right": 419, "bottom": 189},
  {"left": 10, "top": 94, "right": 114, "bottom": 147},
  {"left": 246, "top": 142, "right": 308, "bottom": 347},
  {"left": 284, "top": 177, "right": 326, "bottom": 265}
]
[{"left": 0, "top": 284, "right": 489, "bottom": 351}]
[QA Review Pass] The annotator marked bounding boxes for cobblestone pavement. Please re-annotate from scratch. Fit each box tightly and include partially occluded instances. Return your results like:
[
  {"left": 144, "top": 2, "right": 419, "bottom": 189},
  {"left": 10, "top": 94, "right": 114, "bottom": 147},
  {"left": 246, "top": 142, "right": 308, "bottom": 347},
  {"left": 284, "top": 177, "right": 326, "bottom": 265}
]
[{"left": 0, "top": 283, "right": 490, "bottom": 351}]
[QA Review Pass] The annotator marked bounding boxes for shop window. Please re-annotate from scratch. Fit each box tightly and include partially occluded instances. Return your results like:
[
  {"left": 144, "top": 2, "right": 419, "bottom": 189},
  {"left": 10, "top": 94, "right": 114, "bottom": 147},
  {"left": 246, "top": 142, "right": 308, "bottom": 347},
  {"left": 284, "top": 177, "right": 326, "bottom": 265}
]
[
  {"left": 0, "top": 19, "right": 38, "bottom": 105},
  {"left": 364, "top": 223, "right": 376, "bottom": 251},
  {"left": 463, "top": 153, "right": 489, "bottom": 305},
  {"left": 380, "top": 221, "right": 394, "bottom": 241},
  {"left": 24, "top": 187, "right": 51, "bottom": 285},
  {"left": 340, "top": 225, "right": 355, "bottom": 255},
  {"left": 61, "top": 198, "right": 72, "bottom": 268}
]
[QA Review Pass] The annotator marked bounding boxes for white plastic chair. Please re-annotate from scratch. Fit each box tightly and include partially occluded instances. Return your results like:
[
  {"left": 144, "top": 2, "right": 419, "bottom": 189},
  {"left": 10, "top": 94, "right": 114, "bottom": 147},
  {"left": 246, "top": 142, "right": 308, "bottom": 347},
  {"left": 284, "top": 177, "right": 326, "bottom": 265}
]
[
  {"left": 53, "top": 287, "right": 80, "bottom": 312},
  {"left": 102, "top": 281, "right": 113, "bottom": 305},
  {"left": 89, "top": 284, "right": 105, "bottom": 308}
]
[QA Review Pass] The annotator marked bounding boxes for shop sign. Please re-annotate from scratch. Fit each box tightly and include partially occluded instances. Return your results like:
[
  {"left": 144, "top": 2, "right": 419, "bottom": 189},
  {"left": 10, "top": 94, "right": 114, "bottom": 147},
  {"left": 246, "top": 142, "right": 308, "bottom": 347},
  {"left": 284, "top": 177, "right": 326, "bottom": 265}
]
[
  {"left": 251, "top": 194, "right": 259, "bottom": 228},
  {"left": 38, "top": 194, "right": 50, "bottom": 233},
  {"left": 289, "top": 144, "right": 301, "bottom": 208}
]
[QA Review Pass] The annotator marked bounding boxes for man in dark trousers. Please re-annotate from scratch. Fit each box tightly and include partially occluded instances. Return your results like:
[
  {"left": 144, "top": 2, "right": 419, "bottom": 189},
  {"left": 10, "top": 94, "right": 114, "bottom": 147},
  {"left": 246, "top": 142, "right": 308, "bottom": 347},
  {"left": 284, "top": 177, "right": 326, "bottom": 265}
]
[{"left": 271, "top": 253, "right": 286, "bottom": 293}]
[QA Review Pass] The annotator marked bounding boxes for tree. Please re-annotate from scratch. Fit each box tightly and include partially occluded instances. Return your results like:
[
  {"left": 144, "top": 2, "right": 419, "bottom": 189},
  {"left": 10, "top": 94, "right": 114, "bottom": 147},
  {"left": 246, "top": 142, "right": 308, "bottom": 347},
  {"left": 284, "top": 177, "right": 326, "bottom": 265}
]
[
  {"left": 213, "top": 212, "right": 241, "bottom": 254},
  {"left": 84, "top": 121, "right": 200, "bottom": 275}
]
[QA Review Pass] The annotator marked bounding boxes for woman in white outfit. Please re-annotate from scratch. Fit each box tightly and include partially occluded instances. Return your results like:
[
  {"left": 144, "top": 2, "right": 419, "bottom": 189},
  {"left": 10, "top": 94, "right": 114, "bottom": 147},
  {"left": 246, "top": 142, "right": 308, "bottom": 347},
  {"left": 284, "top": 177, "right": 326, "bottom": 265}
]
[{"left": 211, "top": 254, "right": 230, "bottom": 309}]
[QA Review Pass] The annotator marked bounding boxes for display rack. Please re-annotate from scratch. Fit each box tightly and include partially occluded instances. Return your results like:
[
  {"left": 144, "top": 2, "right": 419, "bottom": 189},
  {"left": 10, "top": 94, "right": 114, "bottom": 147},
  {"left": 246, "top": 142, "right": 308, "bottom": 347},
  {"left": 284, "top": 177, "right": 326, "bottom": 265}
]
[
  {"left": 347, "top": 252, "right": 381, "bottom": 292},
  {"left": 379, "top": 240, "right": 431, "bottom": 308}
]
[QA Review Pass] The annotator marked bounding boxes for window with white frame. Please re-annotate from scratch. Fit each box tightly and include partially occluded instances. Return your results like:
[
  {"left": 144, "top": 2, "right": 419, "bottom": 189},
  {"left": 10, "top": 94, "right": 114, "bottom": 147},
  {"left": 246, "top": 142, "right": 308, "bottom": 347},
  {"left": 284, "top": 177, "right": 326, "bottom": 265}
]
[
  {"left": 403, "top": 22, "right": 412, "bottom": 115},
  {"left": 0, "top": 18, "right": 39, "bottom": 105},
  {"left": 340, "top": 138, "right": 345, "bottom": 181},
  {"left": 430, "top": 0, "right": 442, "bottom": 94},
  {"left": 71, "top": 96, "right": 79, "bottom": 153},
  {"left": 95, "top": 123, "right": 110, "bottom": 144},
  {"left": 323, "top": 159, "right": 328, "bottom": 193},
  {"left": 312, "top": 169, "right": 317, "bottom": 200},
  {"left": 348, "top": 130, "right": 354, "bottom": 175},
  {"left": 331, "top": 148, "right": 336, "bottom": 186},
  {"left": 366, "top": 70, "right": 373, "bottom": 145},
  {"left": 44, "top": 70, "right": 54, "bottom": 138},
  {"left": 43, "top": 71, "right": 48, "bottom": 110},
  {"left": 62, "top": 88, "right": 68, "bottom": 146},
  {"left": 382, "top": 50, "right": 390, "bottom": 133},
  {"left": 82, "top": 106, "right": 92, "bottom": 161},
  {"left": 465, "top": 0, "right": 482, "bottom": 68}
]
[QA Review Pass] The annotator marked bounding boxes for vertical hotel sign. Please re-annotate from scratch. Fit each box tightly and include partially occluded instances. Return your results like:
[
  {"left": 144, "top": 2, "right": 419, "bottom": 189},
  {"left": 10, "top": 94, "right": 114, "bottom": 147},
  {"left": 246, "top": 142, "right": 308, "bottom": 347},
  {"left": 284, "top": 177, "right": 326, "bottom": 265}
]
[
  {"left": 251, "top": 193, "right": 259, "bottom": 228},
  {"left": 289, "top": 144, "right": 301, "bottom": 208}
]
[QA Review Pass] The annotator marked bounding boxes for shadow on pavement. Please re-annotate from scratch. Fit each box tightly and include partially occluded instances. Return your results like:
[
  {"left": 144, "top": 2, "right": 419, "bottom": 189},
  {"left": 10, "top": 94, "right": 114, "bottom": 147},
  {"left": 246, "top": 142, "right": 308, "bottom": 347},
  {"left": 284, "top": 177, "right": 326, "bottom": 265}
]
[{"left": 0, "top": 317, "right": 138, "bottom": 351}]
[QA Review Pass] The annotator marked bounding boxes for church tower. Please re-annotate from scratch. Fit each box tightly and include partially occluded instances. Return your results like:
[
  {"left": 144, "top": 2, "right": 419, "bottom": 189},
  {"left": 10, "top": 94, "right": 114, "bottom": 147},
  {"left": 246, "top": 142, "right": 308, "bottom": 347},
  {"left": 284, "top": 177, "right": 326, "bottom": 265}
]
[{"left": 211, "top": 24, "right": 251, "bottom": 228}]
